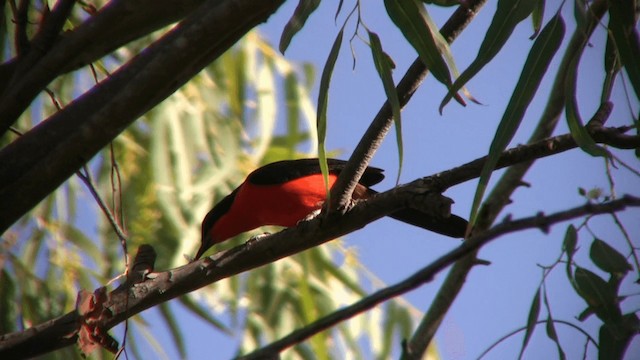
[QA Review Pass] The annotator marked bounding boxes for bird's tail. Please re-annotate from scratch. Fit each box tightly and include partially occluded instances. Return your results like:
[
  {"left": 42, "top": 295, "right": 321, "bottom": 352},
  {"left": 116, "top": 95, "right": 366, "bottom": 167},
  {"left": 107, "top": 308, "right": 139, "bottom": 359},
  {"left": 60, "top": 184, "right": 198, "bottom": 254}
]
[
  {"left": 360, "top": 186, "right": 468, "bottom": 238},
  {"left": 388, "top": 209, "right": 468, "bottom": 238}
]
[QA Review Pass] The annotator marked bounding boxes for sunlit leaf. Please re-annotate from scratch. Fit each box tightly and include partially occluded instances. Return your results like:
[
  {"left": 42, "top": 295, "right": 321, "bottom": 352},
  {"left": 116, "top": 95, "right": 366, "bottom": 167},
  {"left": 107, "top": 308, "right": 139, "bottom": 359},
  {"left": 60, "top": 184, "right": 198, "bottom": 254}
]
[{"left": 317, "top": 29, "right": 344, "bottom": 201}]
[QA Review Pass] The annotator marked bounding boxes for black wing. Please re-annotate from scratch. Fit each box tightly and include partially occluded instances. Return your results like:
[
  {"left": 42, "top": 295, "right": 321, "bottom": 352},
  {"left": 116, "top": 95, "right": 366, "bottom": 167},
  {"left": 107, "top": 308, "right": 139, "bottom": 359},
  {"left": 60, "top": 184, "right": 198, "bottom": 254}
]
[{"left": 247, "top": 158, "right": 385, "bottom": 187}]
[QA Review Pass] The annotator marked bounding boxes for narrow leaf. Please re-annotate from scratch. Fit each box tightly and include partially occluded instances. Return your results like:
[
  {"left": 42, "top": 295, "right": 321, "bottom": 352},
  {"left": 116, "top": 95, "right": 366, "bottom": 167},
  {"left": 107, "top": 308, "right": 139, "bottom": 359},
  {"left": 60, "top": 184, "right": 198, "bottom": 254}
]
[
  {"left": 563, "top": 13, "right": 609, "bottom": 158},
  {"left": 0, "top": 269, "right": 16, "bottom": 333},
  {"left": 602, "top": 31, "right": 621, "bottom": 103},
  {"left": 563, "top": 225, "right": 578, "bottom": 260},
  {"left": 280, "top": 0, "right": 321, "bottom": 54},
  {"left": 178, "top": 296, "right": 231, "bottom": 334},
  {"left": 285, "top": 73, "right": 301, "bottom": 158},
  {"left": 519, "top": 287, "right": 541, "bottom": 359},
  {"left": 608, "top": 0, "right": 640, "bottom": 100},
  {"left": 543, "top": 289, "right": 566, "bottom": 360},
  {"left": 368, "top": 30, "right": 404, "bottom": 184},
  {"left": 590, "top": 238, "right": 632, "bottom": 275},
  {"left": 530, "top": 0, "right": 545, "bottom": 39},
  {"left": 158, "top": 302, "right": 186, "bottom": 359},
  {"left": 317, "top": 29, "right": 344, "bottom": 200},
  {"left": 574, "top": 267, "right": 621, "bottom": 323},
  {"left": 384, "top": 0, "right": 457, "bottom": 93},
  {"left": 468, "top": 13, "right": 565, "bottom": 227},
  {"left": 440, "top": 0, "right": 537, "bottom": 112}
]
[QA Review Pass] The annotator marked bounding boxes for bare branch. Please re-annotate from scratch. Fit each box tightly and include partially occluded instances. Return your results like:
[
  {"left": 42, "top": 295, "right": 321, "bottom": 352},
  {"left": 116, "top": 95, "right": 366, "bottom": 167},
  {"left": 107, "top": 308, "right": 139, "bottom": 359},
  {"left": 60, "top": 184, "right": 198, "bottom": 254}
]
[
  {"left": 402, "top": 0, "right": 612, "bottom": 354},
  {"left": 241, "top": 196, "right": 640, "bottom": 359},
  {"left": 1, "top": 125, "right": 636, "bottom": 357},
  {"left": 0, "top": 0, "right": 209, "bottom": 128},
  {"left": 0, "top": 0, "right": 286, "bottom": 233}
]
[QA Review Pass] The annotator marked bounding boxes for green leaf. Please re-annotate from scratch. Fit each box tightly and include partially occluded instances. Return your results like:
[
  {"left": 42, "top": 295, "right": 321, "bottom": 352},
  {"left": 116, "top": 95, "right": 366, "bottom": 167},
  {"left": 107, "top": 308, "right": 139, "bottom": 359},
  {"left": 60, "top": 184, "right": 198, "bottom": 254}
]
[
  {"left": 317, "top": 29, "right": 344, "bottom": 202},
  {"left": 543, "top": 289, "right": 566, "bottom": 360},
  {"left": 563, "top": 225, "right": 578, "bottom": 259},
  {"left": 279, "top": 0, "right": 321, "bottom": 54},
  {"left": 421, "top": 0, "right": 460, "bottom": 6},
  {"left": 602, "top": 31, "right": 621, "bottom": 103},
  {"left": 590, "top": 239, "right": 632, "bottom": 275},
  {"left": 368, "top": 30, "right": 404, "bottom": 185},
  {"left": 530, "top": 0, "right": 545, "bottom": 39},
  {"left": 440, "top": 0, "right": 537, "bottom": 112},
  {"left": 519, "top": 287, "right": 541, "bottom": 359},
  {"left": 574, "top": 267, "right": 621, "bottom": 323},
  {"left": 178, "top": 296, "right": 231, "bottom": 334},
  {"left": 563, "top": 11, "right": 609, "bottom": 158},
  {"left": 608, "top": 0, "right": 640, "bottom": 100},
  {"left": 468, "top": 13, "right": 565, "bottom": 227},
  {"left": 384, "top": 0, "right": 457, "bottom": 93},
  {"left": 158, "top": 302, "right": 186, "bottom": 359},
  {"left": 0, "top": 269, "right": 16, "bottom": 333},
  {"left": 598, "top": 322, "right": 634, "bottom": 360},
  {"left": 565, "top": 53, "right": 609, "bottom": 157}
]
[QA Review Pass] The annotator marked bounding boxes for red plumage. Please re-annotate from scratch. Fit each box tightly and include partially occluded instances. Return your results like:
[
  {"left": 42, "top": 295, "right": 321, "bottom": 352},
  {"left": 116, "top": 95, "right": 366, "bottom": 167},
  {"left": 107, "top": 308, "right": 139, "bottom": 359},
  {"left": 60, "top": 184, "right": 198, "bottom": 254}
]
[{"left": 195, "top": 158, "right": 467, "bottom": 259}]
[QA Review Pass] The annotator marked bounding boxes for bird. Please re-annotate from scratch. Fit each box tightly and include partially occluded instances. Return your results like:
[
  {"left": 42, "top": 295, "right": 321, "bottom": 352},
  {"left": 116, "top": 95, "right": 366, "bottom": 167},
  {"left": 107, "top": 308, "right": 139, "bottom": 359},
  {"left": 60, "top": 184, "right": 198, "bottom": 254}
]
[{"left": 195, "top": 158, "right": 467, "bottom": 259}]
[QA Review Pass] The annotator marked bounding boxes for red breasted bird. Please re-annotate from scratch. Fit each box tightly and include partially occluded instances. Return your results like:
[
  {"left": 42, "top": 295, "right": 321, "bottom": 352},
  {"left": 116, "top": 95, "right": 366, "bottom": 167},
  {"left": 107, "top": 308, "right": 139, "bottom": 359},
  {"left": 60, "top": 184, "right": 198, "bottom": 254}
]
[{"left": 195, "top": 158, "right": 467, "bottom": 259}]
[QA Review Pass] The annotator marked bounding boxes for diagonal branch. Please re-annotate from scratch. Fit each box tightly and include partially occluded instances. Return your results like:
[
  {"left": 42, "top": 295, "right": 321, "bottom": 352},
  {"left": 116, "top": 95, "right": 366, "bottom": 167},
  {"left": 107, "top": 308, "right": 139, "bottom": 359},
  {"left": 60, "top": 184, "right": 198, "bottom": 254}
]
[
  {"left": 240, "top": 195, "right": 640, "bottom": 359},
  {"left": 0, "top": 0, "right": 211, "bottom": 130},
  {"left": 0, "top": 0, "right": 286, "bottom": 233},
  {"left": 0, "top": 125, "right": 636, "bottom": 358},
  {"left": 329, "top": 0, "right": 488, "bottom": 211},
  {"left": 402, "top": 0, "right": 612, "bottom": 356}
]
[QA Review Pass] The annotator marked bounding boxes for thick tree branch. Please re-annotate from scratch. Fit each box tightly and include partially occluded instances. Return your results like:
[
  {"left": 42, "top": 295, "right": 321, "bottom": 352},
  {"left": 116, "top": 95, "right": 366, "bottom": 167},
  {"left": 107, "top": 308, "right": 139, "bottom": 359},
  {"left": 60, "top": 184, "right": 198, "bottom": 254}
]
[
  {"left": 0, "top": 0, "right": 208, "bottom": 129},
  {"left": 329, "top": 0, "right": 488, "bottom": 210},
  {"left": 241, "top": 195, "right": 640, "bottom": 359},
  {"left": 0, "top": 126, "right": 636, "bottom": 357},
  {"left": 0, "top": 0, "right": 286, "bottom": 233}
]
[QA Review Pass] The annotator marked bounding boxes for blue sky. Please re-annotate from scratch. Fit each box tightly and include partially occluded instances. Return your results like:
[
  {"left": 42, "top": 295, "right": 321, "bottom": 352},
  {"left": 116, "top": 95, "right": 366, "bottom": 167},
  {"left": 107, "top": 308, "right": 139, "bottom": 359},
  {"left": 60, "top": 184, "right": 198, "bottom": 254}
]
[{"left": 125, "top": 1, "right": 639, "bottom": 359}]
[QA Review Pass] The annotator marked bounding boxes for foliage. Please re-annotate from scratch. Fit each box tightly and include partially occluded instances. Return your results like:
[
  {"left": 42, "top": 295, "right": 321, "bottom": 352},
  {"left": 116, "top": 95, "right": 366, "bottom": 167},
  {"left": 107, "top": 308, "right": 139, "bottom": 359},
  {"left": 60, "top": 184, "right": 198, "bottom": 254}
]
[{"left": 0, "top": 0, "right": 639, "bottom": 359}]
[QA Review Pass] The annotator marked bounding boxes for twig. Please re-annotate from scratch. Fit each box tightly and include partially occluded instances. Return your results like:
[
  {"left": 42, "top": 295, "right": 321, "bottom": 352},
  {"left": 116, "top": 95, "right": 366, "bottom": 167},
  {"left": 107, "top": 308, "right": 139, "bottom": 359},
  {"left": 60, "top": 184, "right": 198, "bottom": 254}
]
[
  {"left": 239, "top": 196, "right": 640, "bottom": 359},
  {"left": 329, "top": 0, "right": 488, "bottom": 211},
  {"left": 402, "top": 0, "right": 614, "bottom": 351},
  {"left": 1, "top": 125, "right": 637, "bottom": 358},
  {"left": 76, "top": 166, "right": 128, "bottom": 244},
  {"left": 476, "top": 319, "right": 598, "bottom": 360}
]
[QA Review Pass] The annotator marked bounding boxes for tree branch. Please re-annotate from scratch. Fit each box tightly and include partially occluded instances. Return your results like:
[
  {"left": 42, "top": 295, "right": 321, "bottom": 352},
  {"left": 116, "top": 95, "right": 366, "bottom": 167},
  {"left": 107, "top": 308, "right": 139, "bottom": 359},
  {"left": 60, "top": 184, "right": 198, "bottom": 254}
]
[
  {"left": 0, "top": 0, "right": 286, "bottom": 233},
  {"left": 329, "top": 0, "right": 488, "bottom": 210},
  {"left": 402, "top": 0, "right": 613, "bottom": 353},
  {"left": 240, "top": 195, "right": 640, "bottom": 359},
  {"left": 0, "top": 125, "right": 636, "bottom": 357},
  {"left": 0, "top": 0, "right": 209, "bottom": 129}
]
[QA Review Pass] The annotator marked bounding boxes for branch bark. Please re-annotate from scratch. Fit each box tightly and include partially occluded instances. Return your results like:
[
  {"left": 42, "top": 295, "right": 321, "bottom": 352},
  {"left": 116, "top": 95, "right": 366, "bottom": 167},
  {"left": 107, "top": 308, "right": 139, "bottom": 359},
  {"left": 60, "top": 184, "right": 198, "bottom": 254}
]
[
  {"left": 0, "top": 125, "right": 636, "bottom": 358},
  {"left": 241, "top": 195, "right": 640, "bottom": 359},
  {"left": 402, "top": 0, "right": 611, "bottom": 356},
  {"left": 329, "top": 0, "right": 488, "bottom": 210},
  {"left": 0, "top": 0, "right": 286, "bottom": 233},
  {"left": 0, "top": 0, "right": 209, "bottom": 128}
]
